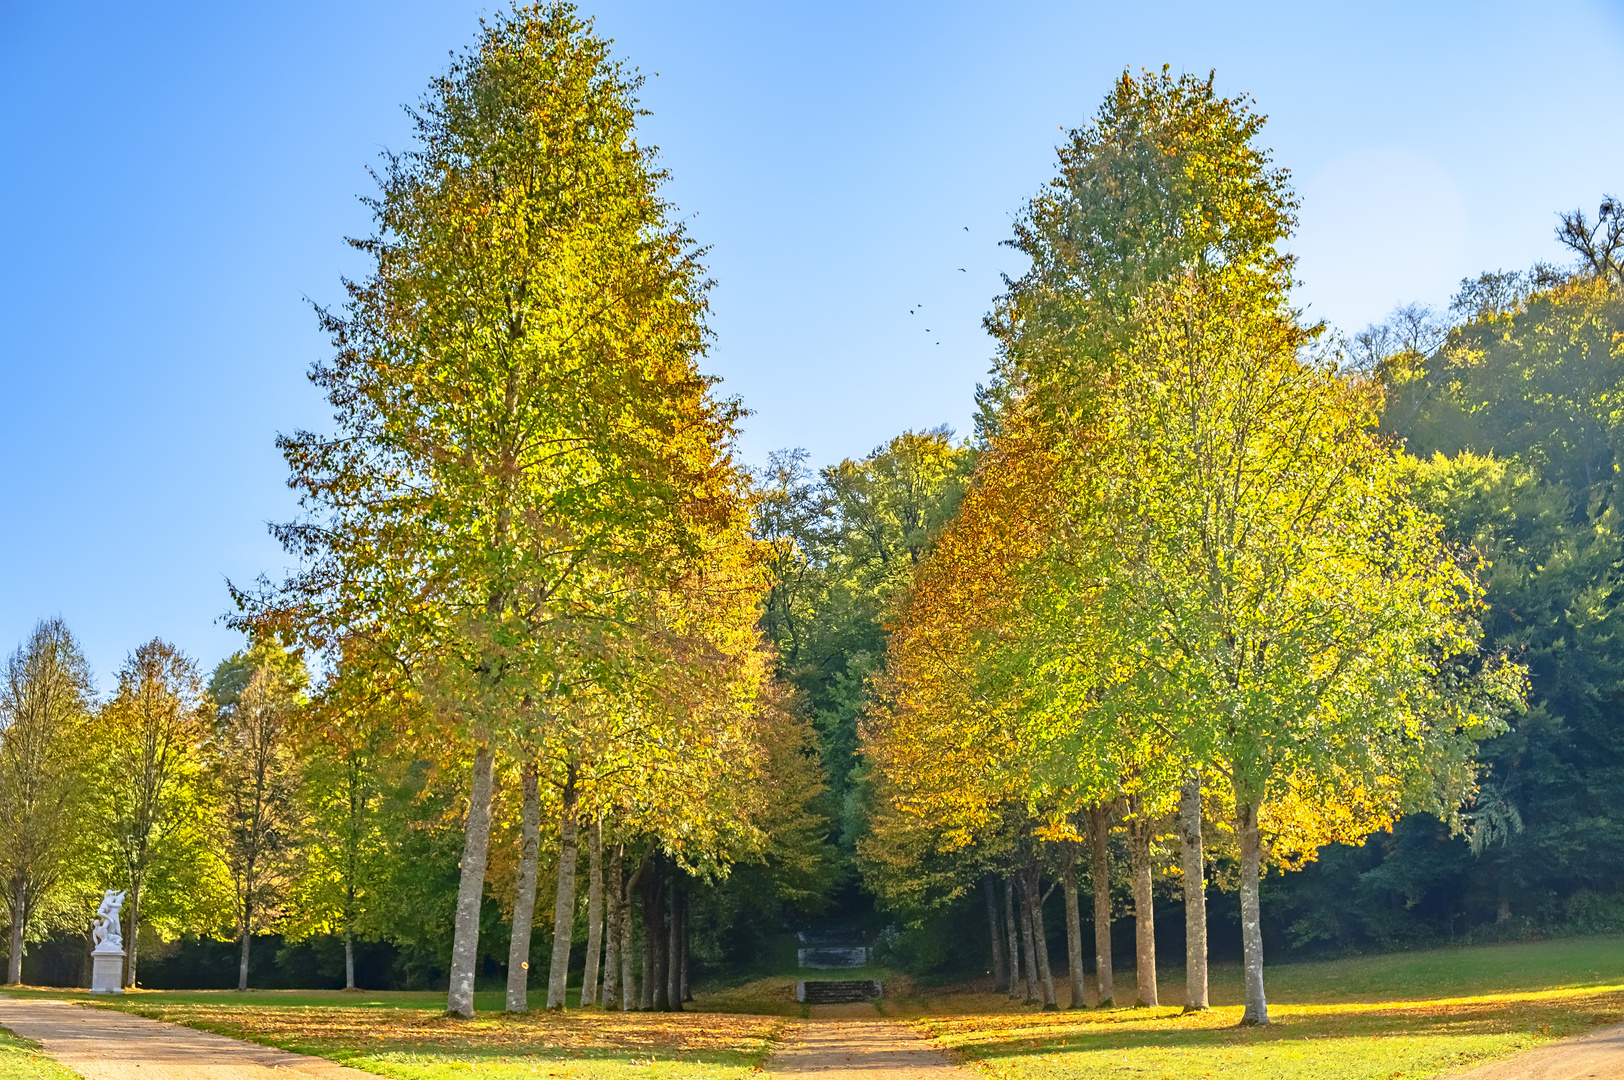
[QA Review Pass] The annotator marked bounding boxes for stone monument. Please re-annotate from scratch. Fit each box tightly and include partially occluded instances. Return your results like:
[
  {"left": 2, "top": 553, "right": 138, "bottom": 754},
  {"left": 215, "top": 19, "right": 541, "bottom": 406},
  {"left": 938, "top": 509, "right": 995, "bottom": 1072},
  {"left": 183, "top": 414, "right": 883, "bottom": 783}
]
[{"left": 89, "top": 890, "right": 125, "bottom": 993}]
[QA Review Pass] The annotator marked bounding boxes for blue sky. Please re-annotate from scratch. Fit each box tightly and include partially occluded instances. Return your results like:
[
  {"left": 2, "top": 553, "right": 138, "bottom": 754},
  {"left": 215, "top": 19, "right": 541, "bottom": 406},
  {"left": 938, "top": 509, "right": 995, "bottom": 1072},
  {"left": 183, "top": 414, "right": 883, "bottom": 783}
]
[{"left": 2, "top": 0, "right": 1622, "bottom": 684}]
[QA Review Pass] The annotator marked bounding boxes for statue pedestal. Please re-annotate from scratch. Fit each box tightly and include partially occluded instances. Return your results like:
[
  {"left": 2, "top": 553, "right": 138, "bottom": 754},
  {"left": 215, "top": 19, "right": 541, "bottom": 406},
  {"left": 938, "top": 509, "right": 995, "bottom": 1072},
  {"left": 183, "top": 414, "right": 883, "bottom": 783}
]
[{"left": 89, "top": 947, "right": 124, "bottom": 993}]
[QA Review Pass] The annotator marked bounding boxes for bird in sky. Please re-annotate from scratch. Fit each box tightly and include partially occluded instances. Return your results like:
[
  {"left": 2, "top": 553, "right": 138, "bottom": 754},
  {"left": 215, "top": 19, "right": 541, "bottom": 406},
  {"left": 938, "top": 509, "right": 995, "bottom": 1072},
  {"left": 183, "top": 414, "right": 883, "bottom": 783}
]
[{"left": 958, "top": 268, "right": 966, "bottom": 272}]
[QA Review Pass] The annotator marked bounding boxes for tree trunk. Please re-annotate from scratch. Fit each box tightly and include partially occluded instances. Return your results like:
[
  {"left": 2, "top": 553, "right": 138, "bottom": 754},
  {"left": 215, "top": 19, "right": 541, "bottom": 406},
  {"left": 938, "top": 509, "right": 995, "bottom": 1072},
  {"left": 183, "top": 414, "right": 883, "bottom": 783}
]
[
  {"left": 1003, "top": 877, "right": 1021, "bottom": 1001},
  {"left": 984, "top": 877, "right": 1009, "bottom": 992},
  {"left": 1179, "top": 773, "right": 1209, "bottom": 1011},
  {"left": 640, "top": 855, "right": 667, "bottom": 1011},
  {"left": 1062, "top": 847, "right": 1086, "bottom": 1009},
  {"left": 345, "top": 930, "right": 355, "bottom": 992},
  {"left": 1017, "top": 872, "right": 1040, "bottom": 1003},
  {"left": 446, "top": 741, "right": 496, "bottom": 1019},
  {"left": 666, "top": 875, "right": 684, "bottom": 1011},
  {"left": 619, "top": 863, "right": 637, "bottom": 1012},
  {"left": 125, "top": 877, "right": 142, "bottom": 988},
  {"left": 1028, "top": 870, "right": 1057, "bottom": 1009},
  {"left": 1237, "top": 790, "right": 1269, "bottom": 1025},
  {"left": 237, "top": 910, "right": 251, "bottom": 991},
  {"left": 601, "top": 844, "right": 622, "bottom": 1008},
  {"left": 1128, "top": 795, "right": 1157, "bottom": 1007},
  {"left": 1089, "top": 803, "right": 1114, "bottom": 1008},
  {"left": 581, "top": 821, "right": 604, "bottom": 1007},
  {"left": 681, "top": 902, "right": 691, "bottom": 1003},
  {"left": 648, "top": 861, "right": 669, "bottom": 1011},
  {"left": 546, "top": 763, "right": 581, "bottom": 1011},
  {"left": 506, "top": 760, "right": 541, "bottom": 1013},
  {"left": 7, "top": 879, "right": 24, "bottom": 984}
]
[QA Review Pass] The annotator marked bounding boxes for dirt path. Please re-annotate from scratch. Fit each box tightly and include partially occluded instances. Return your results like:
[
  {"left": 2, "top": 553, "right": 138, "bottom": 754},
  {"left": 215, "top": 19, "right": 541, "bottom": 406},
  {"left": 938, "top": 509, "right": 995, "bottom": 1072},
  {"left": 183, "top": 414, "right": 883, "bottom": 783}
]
[
  {"left": 767, "top": 1019, "right": 972, "bottom": 1080},
  {"left": 0, "top": 997, "right": 375, "bottom": 1080},
  {"left": 1447, "top": 1020, "right": 1624, "bottom": 1079}
]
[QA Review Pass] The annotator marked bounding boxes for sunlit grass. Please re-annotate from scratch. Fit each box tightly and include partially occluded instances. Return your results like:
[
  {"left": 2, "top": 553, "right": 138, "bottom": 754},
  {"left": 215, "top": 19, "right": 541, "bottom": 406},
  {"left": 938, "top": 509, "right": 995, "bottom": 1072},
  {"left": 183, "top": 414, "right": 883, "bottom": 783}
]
[
  {"left": 89, "top": 999, "right": 783, "bottom": 1080},
  {"left": 7, "top": 936, "right": 1624, "bottom": 1078},
  {"left": 909, "top": 936, "right": 1624, "bottom": 1079},
  {"left": 0, "top": 1027, "right": 78, "bottom": 1080}
]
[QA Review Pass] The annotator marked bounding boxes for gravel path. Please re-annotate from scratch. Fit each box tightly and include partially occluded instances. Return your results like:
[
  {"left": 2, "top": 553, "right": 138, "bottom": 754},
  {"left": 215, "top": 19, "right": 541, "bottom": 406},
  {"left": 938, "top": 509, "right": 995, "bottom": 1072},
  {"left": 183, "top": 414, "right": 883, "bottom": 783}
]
[
  {"left": 767, "top": 1019, "right": 972, "bottom": 1080},
  {"left": 1447, "top": 1020, "right": 1624, "bottom": 1079},
  {"left": 0, "top": 998, "right": 375, "bottom": 1080}
]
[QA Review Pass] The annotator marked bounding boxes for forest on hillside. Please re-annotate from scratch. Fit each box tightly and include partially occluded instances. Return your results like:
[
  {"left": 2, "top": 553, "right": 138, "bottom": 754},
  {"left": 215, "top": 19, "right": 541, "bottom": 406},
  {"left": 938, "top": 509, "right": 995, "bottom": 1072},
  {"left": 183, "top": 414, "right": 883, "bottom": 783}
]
[{"left": 3, "top": 3, "right": 1624, "bottom": 1022}]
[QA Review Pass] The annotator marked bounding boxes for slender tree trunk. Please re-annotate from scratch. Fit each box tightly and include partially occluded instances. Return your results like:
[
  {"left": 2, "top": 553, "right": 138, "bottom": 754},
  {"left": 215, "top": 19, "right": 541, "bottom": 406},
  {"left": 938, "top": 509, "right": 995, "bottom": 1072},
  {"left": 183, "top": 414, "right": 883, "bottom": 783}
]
[
  {"left": 446, "top": 742, "right": 496, "bottom": 1019},
  {"left": 1089, "top": 803, "right": 1114, "bottom": 1008},
  {"left": 1127, "top": 795, "right": 1157, "bottom": 1007},
  {"left": 345, "top": 930, "right": 355, "bottom": 992},
  {"left": 506, "top": 760, "right": 542, "bottom": 1013},
  {"left": 1237, "top": 789, "right": 1268, "bottom": 1025},
  {"left": 1004, "top": 877, "right": 1021, "bottom": 1001},
  {"left": 1179, "top": 773, "right": 1209, "bottom": 1012},
  {"left": 1028, "top": 870, "right": 1057, "bottom": 1009},
  {"left": 680, "top": 900, "right": 691, "bottom": 1003},
  {"left": 601, "top": 845, "right": 622, "bottom": 1008},
  {"left": 546, "top": 763, "right": 581, "bottom": 1011},
  {"left": 237, "top": 899, "right": 252, "bottom": 992},
  {"left": 1062, "top": 847, "right": 1086, "bottom": 1009},
  {"left": 125, "top": 877, "right": 143, "bottom": 988},
  {"left": 666, "top": 876, "right": 684, "bottom": 1011},
  {"left": 581, "top": 821, "right": 604, "bottom": 1007},
  {"left": 648, "top": 860, "right": 669, "bottom": 1011},
  {"left": 7, "top": 880, "right": 24, "bottom": 984},
  {"left": 1017, "top": 873, "right": 1039, "bottom": 1003},
  {"left": 620, "top": 863, "right": 638, "bottom": 1012},
  {"left": 984, "top": 877, "right": 1009, "bottom": 992},
  {"left": 639, "top": 864, "right": 656, "bottom": 1011}
]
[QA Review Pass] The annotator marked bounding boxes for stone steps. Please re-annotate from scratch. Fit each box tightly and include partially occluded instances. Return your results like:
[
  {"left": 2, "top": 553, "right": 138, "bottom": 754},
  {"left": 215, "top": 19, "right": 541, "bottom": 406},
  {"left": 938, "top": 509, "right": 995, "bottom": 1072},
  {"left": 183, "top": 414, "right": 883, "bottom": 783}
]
[{"left": 797, "top": 979, "right": 882, "bottom": 1004}]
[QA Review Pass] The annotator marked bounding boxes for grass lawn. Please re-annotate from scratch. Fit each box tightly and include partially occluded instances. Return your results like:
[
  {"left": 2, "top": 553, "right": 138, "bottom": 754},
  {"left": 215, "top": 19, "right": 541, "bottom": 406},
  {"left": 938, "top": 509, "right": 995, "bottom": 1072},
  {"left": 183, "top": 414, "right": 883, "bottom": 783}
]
[
  {"left": 910, "top": 936, "right": 1624, "bottom": 1079},
  {"left": 0, "top": 1027, "right": 78, "bottom": 1080},
  {"left": 4, "top": 936, "right": 1624, "bottom": 1079},
  {"left": 41, "top": 990, "right": 780, "bottom": 1080}
]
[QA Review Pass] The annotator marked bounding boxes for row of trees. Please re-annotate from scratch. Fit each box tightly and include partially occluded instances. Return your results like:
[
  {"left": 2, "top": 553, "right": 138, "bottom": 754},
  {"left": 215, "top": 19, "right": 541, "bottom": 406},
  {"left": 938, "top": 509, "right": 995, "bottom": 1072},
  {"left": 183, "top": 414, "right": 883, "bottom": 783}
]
[
  {"left": 0, "top": 624, "right": 307, "bottom": 989},
  {"left": 4, "top": 3, "right": 833, "bottom": 1012},
  {"left": 855, "top": 71, "right": 1526, "bottom": 1024}
]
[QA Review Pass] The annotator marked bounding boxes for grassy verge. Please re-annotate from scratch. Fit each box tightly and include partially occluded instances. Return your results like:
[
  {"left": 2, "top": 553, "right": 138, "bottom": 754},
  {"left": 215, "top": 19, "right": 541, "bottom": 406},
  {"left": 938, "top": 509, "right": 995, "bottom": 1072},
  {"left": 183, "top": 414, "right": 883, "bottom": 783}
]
[
  {"left": 89, "top": 996, "right": 782, "bottom": 1080},
  {"left": 5, "top": 936, "right": 1623, "bottom": 1078},
  {"left": 910, "top": 936, "right": 1624, "bottom": 1079},
  {"left": 0, "top": 1027, "right": 78, "bottom": 1080}
]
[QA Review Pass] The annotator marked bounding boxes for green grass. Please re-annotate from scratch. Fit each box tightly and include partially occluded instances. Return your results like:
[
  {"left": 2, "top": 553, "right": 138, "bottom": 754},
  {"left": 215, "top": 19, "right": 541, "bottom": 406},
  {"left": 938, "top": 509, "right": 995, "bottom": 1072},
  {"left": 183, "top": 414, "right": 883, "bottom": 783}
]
[
  {"left": 913, "top": 936, "right": 1624, "bottom": 1079},
  {"left": 8, "top": 937, "right": 1624, "bottom": 1079},
  {"left": 81, "top": 998, "right": 782, "bottom": 1080},
  {"left": 0, "top": 1027, "right": 78, "bottom": 1080}
]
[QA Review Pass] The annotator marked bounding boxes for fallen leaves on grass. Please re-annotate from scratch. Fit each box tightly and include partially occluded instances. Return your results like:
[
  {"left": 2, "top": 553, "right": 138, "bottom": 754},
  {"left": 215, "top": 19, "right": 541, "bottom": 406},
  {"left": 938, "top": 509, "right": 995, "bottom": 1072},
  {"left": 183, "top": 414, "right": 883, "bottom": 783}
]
[{"left": 96, "top": 1002, "right": 783, "bottom": 1062}]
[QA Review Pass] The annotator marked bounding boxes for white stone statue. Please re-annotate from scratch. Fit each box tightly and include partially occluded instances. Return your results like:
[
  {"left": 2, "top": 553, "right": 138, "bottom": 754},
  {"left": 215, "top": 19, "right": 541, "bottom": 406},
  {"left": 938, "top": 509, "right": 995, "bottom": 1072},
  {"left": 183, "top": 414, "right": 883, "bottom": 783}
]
[
  {"left": 89, "top": 889, "right": 126, "bottom": 993},
  {"left": 93, "top": 890, "right": 125, "bottom": 952}
]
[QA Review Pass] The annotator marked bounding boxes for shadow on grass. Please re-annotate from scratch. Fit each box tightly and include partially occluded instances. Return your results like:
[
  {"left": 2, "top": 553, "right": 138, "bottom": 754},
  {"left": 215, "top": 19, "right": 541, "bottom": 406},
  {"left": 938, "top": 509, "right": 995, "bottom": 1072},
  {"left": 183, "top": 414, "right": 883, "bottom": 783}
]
[
  {"left": 91, "top": 1001, "right": 785, "bottom": 1069},
  {"left": 929, "top": 986, "right": 1624, "bottom": 1064}
]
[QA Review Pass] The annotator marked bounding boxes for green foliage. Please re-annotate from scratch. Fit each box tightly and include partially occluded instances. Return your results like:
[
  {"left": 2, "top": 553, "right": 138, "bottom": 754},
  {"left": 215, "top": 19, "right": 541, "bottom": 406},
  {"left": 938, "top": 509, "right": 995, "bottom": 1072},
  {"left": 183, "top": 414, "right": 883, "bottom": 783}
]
[
  {"left": 0, "top": 620, "right": 100, "bottom": 976},
  {"left": 755, "top": 430, "right": 972, "bottom": 820}
]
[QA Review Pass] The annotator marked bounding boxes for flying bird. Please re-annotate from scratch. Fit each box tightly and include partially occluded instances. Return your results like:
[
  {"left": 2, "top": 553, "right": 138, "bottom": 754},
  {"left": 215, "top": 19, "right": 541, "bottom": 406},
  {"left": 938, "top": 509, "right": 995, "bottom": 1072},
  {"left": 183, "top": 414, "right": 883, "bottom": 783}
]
[{"left": 958, "top": 268, "right": 966, "bottom": 272}]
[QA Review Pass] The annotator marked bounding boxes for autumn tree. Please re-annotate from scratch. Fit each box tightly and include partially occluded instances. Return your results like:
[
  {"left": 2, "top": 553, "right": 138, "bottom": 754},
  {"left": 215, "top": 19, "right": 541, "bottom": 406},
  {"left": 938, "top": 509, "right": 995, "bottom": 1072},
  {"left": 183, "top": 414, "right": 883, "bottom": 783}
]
[
  {"left": 98, "top": 639, "right": 213, "bottom": 988},
  {"left": 0, "top": 619, "right": 94, "bottom": 984},
  {"left": 243, "top": 2, "right": 769, "bottom": 1018},
  {"left": 282, "top": 651, "right": 404, "bottom": 991},
  {"left": 211, "top": 642, "right": 307, "bottom": 991},
  {"left": 1076, "top": 275, "right": 1521, "bottom": 1023}
]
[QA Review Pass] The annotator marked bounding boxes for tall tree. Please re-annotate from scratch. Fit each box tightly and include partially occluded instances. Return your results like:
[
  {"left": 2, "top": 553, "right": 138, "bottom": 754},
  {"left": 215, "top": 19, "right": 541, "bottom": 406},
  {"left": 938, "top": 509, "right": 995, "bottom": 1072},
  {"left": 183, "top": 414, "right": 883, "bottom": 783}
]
[
  {"left": 241, "top": 2, "right": 756, "bottom": 1019},
  {"left": 211, "top": 642, "right": 307, "bottom": 991},
  {"left": 99, "top": 639, "right": 211, "bottom": 988},
  {"left": 0, "top": 619, "right": 93, "bottom": 984},
  {"left": 282, "top": 652, "right": 401, "bottom": 991}
]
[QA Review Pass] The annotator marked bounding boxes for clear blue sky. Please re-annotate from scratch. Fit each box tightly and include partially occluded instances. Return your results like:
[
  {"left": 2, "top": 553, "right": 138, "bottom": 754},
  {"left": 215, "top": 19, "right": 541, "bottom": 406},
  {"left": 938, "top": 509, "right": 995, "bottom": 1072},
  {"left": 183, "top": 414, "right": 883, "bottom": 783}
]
[{"left": 3, "top": 0, "right": 1622, "bottom": 686}]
